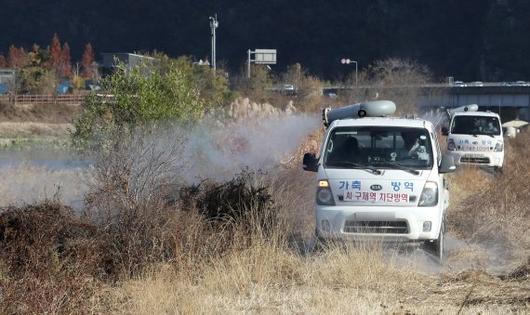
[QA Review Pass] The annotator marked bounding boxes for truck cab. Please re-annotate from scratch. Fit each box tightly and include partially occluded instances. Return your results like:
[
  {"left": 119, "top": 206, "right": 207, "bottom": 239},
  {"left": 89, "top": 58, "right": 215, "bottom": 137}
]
[
  {"left": 303, "top": 101, "right": 456, "bottom": 261},
  {"left": 442, "top": 105, "right": 504, "bottom": 168}
]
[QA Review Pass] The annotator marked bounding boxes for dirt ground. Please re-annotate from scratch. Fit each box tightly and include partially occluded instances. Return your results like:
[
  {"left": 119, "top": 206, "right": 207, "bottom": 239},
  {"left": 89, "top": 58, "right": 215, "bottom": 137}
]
[
  {"left": 0, "top": 102, "right": 78, "bottom": 146},
  {"left": 0, "top": 101, "right": 80, "bottom": 123}
]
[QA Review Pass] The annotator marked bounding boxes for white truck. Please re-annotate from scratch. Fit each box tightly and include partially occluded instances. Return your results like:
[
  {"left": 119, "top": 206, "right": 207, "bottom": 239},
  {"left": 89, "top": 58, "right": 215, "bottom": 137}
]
[
  {"left": 442, "top": 105, "right": 504, "bottom": 169},
  {"left": 303, "top": 101, "right": 456, "bottom": 261}
]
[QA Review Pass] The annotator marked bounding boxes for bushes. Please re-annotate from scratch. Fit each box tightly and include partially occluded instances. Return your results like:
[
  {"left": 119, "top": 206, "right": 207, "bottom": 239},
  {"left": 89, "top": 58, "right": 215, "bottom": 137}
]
[
  {"left": 180, "top": 170, "right": 279, "bottom": 240},
  {"left": 73, "top": 63, "right": 205, "bottom": 146},
  {"left": 172, "top": 56, "right": 235, "bottom": 108},
  {"left": 17, "top": 66, "right": 57, "bottom": 94},
  {"left": 0, "top": 202, "right": 98, "bottom": 276},
  {"left": 231, "top": 62, "right": 324, "bottom": 113},
  {"left": 232, "top": 64, "right": 274, "bottom": 103},
  {"left": 0, "top": 202, "right": 105, "bottom": 314},
  {"left": 0, "top": 119, "right": 291, "bottom": 311},
  {"left": 80, "top": 129, "right": 284, "bottom": 275},
  {"left": 0, "top": 169, "right": 285, "bottom": 313},
  {"left": 72, "top": 56, "right": 234, "bottom": 147}
]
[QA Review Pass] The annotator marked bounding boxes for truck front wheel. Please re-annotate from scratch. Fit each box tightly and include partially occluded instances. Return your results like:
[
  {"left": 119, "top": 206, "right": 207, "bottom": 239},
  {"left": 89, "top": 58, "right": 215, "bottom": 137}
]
[{"left": 425, "top": 221, "right": 445, "bottom": 263}]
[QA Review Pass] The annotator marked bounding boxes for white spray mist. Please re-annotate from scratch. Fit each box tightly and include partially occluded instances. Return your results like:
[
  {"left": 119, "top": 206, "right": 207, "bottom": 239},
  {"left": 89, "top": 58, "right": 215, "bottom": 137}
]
[{"left": 180, "top": 113, "right": 320, "bottom": 182}]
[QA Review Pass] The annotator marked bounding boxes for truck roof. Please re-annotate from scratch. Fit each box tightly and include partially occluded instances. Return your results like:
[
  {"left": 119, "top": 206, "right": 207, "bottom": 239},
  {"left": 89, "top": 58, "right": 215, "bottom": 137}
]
[
  {"left": 329, "top": 117, "right": 434, "bottom": 130},
  {"left": 451, "top": 111, "right": 500, "bottom": 118}
]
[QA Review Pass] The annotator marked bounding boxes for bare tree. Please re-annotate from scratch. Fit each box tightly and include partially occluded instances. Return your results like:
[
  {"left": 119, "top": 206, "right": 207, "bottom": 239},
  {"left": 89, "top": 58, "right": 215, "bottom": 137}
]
[
  {"left": 84, "top": 126, "right": 187, "bottom": 224},
  {"left": 343, "top": 58, "right": 432, "bottom": 114}
]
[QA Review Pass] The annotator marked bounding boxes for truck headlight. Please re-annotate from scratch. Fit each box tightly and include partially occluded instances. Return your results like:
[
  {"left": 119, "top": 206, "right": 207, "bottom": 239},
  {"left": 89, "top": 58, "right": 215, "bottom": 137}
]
[
  {"left": 419, "top": 181, "right": 438, "bottom": 207},
  {"left": 316, "top": 180, "right": 335, "bottom": 206},
  {"left": 447, "top": 139, "right": 456, "bottom": 151},
  {"left": 494, "top": 142, "right": 503, "bottom": 152}
]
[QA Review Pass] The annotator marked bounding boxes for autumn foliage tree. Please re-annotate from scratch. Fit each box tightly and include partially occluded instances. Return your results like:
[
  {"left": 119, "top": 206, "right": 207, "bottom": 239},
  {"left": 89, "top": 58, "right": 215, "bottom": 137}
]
[
  {"left": 81, "top": 43, "right": 95, "bottom": 79},
  {"left": 7, "top": 45, "right": 29, "bottom": 68},
  {"left": 48, "top": 33, "right": 62, "bottom": 70},
  {"left": 60, "top": 42, "right": 72, "bottom": 78},
  {"left": 0, "top": 55, "right": 7, "bottom": 67}
]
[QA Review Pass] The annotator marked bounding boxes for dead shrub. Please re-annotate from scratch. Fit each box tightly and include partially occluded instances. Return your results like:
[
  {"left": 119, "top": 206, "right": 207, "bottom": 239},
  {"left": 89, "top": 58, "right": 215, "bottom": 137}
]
[
  {"left": 501, "top": 257, "right": 530, "bottom": 281},
  {"left": 81, "top": 129, "right": 287, "bottom": 277},
  {"left": 179, "top": 170, "right": 281, "bottom": 245},
  {"left": 0, "top": 201, "right": 99, "bottom": 276},
  {"left": 1, "top": 273, "right": 105, "bottom": 314},
  {"left": 83, "top": 129, "right": 184, "bottom": 219},
  {"left": 0, "top": 201, "right": 105, "bottom": 314},
  {"left": 81, "top": 129, "right": 189, "bottom": 277}
]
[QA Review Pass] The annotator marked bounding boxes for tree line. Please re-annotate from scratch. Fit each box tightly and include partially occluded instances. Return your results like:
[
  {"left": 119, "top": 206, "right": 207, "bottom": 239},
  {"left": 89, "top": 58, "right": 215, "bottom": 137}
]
[
  {"left": 2, "top": 1, "right": 530, "bottom": 81},
  {"left": 0, "top": 34, "right": 97, "bottom": 94}
]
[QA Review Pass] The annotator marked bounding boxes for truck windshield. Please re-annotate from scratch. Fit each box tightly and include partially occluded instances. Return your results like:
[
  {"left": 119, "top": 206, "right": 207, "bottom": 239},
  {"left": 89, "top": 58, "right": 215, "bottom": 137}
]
[
  {"left": 324, "top": 127, "right": 433, "bottom": 170},
  {"left": 451, "top": 115, "right": 501, "bottom": 136}
]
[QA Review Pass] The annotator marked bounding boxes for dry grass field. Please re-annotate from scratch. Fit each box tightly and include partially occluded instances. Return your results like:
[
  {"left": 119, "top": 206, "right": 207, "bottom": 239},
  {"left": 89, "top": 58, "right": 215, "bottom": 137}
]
[
  {"left": 106, "top": 133, "right": 530, "bottom": 314},
  {"left": 0, "top": 102, "right": 78, "bottom": 147},
  {"left": 0, "top": 126, "right": 528, "bottom": 314}
]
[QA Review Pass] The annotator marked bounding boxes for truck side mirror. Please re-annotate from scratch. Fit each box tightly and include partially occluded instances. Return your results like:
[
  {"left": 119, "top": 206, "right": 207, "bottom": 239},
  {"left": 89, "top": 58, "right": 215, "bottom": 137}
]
[
  {"left": 441, "top": 127, "right": 449, "bottom": 136},
  {"left": 303, "top": 153, "right": 319, "bottom": 172},
  {"left": 439, "top": 153, "right": 457, "bottom": 174}
]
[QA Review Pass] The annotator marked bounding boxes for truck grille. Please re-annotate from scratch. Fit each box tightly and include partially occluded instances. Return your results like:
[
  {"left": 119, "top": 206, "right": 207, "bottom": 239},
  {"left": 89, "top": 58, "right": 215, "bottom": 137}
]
[
  {"left": 344, "top": 220, "right": 409, "bottom": 234},
  {"left": 460, "top": 156, "right": 490, "bottom": 164}
]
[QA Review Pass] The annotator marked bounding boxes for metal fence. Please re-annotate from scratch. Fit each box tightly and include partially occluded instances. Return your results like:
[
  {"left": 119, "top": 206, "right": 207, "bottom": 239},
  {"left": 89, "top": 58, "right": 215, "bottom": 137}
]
[{"left": 0, "top": 94, "right": 86, "bottom": 106}]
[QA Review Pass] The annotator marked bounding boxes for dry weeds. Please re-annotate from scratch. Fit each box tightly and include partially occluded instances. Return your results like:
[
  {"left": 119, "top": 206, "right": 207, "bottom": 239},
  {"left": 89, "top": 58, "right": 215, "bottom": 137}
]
[
  {"left": 0, "top": 128, "right": 529, "bottom": 314},
  {"left": 114, "top": 244, "right": 529, "bottom": 314},
  {"left": 0, "top": 102, "right": 80, "bottom": 123},
  {"left": 448, "top": 131, "right": 530, "bottom": 270},
  {"left": 0, "top": 122, "right": 72, "bottom": 139}
]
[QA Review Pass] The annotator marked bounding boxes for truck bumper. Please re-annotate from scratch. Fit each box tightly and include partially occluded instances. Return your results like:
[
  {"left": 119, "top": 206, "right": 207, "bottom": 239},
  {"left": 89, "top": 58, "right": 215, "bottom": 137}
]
[
  {"left": 316, "top": 205, "right": 442, "bottom": 242},
  {"left": 449, "top": 151, "right": 503, "bottom": 167}
]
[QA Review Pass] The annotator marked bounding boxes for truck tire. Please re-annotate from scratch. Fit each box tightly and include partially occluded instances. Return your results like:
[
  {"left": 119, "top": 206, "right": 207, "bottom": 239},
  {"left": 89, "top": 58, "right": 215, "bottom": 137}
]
[
  {"left": 493, "top": 166, "right": 503, "bottom": 174},
  {"left": 311, "top": 229, "right": 328, "bottom": 252},
  {"left": 425, "top": 221, "right": 445, "bottom": 263}
]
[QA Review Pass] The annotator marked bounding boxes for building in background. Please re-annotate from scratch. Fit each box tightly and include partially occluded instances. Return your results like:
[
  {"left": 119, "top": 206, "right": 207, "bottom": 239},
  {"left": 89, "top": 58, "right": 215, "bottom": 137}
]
[
  {"left": 100, "top": 53, "right": 157, "bottom": 76},
  {"left": 0, "top": 69, "right": 16, "bottom": 94}
]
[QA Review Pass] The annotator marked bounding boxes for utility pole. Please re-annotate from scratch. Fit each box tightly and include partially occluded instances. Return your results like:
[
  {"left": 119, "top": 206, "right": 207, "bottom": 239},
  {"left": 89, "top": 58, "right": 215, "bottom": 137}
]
[
  {"left": 209, "top": 14, "right": 219, "bottom": 71},
  {"left": 247, "top": 49, "right": 251, "bottom": 78}
]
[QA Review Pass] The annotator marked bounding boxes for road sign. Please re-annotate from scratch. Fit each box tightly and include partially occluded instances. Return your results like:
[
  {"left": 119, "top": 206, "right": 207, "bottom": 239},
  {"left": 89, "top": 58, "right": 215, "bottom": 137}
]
[{"left": 254, "top": 49, "right": 277, "bottom": 65}]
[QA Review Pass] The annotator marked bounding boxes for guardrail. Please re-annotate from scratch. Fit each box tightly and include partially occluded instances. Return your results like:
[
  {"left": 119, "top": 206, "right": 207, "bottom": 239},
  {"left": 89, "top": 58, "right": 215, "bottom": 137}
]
[
  {"left": 322, "top": 82, "right": 530, "bottom": 90},
  {"left": 0, "top": 94, "right": 87, "bottom": 106}
]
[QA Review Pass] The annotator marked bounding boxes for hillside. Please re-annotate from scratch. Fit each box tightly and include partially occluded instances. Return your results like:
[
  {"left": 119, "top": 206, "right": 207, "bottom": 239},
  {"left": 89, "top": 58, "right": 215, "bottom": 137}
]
[{"left": 1, "top": 1, "right": 530, "bottom": 80}]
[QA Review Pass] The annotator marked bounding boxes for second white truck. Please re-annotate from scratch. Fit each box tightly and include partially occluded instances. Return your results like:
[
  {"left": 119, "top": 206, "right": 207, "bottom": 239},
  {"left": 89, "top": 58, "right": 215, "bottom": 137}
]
[{"left": 442, "top": 105, "right": 504, "bottom": 169}]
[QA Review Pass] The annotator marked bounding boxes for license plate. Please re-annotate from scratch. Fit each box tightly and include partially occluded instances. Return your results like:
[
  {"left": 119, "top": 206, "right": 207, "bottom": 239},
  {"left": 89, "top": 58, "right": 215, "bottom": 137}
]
[{"left": 466, "top": 146, "right": 489, "bottom": 152}]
